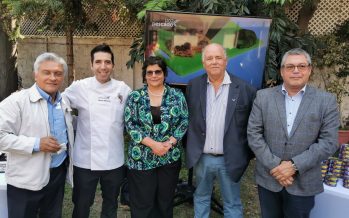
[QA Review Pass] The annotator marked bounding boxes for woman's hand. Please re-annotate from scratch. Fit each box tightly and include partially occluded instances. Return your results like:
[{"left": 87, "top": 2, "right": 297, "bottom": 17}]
[
  {"left": 153, "top": 137, "right": 177, "bottom": 156},
  {"left": 141, "top": 137, "right": 173, "bottom": 156},
  {"left": 163, "top": 136, "right": 177, "bottom": 148},
  {"left": 150, "top": 142, "right": 171, "bottom": 156}
]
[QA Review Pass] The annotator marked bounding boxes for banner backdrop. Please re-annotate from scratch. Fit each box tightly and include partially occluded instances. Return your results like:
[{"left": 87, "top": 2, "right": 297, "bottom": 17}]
[{"left": 145, "top": 11, "right": 272, "bottom": 88}]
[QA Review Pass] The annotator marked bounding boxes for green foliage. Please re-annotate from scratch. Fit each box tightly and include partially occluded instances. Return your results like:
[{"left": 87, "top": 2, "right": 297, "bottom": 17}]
[
  {"left": 3, "top": 0, "right": 47, "bottom": 17},
  {"left": 312, "top": 20, "right": 349, "bottom": 127},
  {"left": 0, "top": 0, "right": 19, "bottom": 40},
  {"left": 1, "top": 0, "right": 129, "bottom": 38},
  {"left": 2, "top": 0, "right": 70, "bottom": 35},
  {"left": 263, "top": 0, "right": 289, "bottom": 5},
  {"left": 336, "top": 20, "right": 349, "bottom": 41},
  {"left": 173, "top": 0, "right": 250, "bottom": 16},
  {"left": 250, "top": 1, "right": 316, "bottom": 85},
  {"left": 189, "top": 0, "right": 250, "bottom": 15},
  {"left": 314, "top": 35, "right": 345, "bottom": 68},
  {"left": 126, "top": 34, "right": 145, "bottom": 68},
  {"left": 123, "top": 0, "right": 146, "bottom": 18},
  {"left": 137, "top": 0, "right": 176, "bottom": 20},
  {"left": 313, "top": 20, "right": 349, "bottom": 79}
]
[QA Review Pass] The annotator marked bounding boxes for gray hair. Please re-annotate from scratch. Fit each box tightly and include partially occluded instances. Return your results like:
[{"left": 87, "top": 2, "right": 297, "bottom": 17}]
[
  {"left": 281, "top": 48, "right": 312, "bottom": 66},
  {"left": 202, "top": 43, "right": 227, "bottom": 62},
  {"left": 33, "top": 52, "right": 68, "bottom": 75}
]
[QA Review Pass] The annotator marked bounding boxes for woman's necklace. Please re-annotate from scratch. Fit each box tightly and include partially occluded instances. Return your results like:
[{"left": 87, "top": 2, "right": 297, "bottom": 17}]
[{"left": 148, "top": 88, "right": 164, "bottom": 97}]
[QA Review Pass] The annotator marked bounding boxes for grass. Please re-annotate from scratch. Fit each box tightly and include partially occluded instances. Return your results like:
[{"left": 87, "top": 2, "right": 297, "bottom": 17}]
[{"left": 62, "top": 159, "right": 260, "bottom": 218}]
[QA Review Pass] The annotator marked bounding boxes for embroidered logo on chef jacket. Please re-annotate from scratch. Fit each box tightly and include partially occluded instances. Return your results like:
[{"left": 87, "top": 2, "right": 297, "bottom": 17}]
[{"left": 97, "top": 95, "right": 111, "bottom": 103}]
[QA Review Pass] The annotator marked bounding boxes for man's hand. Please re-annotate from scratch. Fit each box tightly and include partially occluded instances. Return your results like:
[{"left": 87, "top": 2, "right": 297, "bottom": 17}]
[
  {"left": 278, "top": 176, "right": 294, "bottom": 187},
  {"left": 39, "top": 136, "right": 61, "bottom": 153},
  {"left": 270, "top": 161, "right": 296, "bottom": 187}
]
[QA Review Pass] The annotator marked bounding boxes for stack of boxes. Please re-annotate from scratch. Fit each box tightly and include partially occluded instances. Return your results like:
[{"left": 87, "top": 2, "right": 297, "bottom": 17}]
[{"left": 321, "top": 144, "right": 349, "bottom": 188}]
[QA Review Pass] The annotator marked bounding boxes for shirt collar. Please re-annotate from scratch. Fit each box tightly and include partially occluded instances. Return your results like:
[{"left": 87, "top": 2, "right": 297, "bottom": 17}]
[
  {"left": 93, "top": 76, "right": 112, "bottom": 87},
  {"left": 207, "top": 71, "right": 231, "bottom": 85},
  {"left": 281, "top": 84, "right": 306, "bottom": 96},
  {"left": 35, "top": 84, "right": 61, "bottom": 104}
]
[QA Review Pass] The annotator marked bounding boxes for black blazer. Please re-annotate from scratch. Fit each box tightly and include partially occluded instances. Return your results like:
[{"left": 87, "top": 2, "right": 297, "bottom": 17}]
[{"left": 185, "top": 73, "right": 256, "bottom": 182}]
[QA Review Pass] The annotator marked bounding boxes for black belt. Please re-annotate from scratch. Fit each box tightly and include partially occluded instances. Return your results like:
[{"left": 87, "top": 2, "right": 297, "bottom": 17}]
[{"left": 205, "top": 153, "right": 224, "bottom": 157}]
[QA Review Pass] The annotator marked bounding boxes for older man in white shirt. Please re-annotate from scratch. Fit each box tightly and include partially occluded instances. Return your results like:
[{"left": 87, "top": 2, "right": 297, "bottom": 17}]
[{"left": 63, "top": 44, "right": 131, "bottom": 218}]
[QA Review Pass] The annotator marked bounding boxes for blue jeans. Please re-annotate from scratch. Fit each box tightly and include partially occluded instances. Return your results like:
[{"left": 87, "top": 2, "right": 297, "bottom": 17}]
[{"left": 194, "top": 154, "right": 243, "bottom": 218}]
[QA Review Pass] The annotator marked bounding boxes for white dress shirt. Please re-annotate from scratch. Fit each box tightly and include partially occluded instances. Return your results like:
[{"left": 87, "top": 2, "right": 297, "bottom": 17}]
[{"left": 63, "top": 77, "right": 131, "bottom": 170}]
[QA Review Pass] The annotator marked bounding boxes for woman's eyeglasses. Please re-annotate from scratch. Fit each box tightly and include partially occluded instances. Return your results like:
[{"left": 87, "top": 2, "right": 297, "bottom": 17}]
[{"left": 146, "top": 70, "right": 163, "bottom": 76}]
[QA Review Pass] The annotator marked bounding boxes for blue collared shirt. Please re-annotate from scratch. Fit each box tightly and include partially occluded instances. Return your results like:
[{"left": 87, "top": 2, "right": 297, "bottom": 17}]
[
  {"left": 34, "top": 85, "right": 68, "bottom": 168},
  {"left": 282, "top": 84, "right": 306, "bottom": 135}
]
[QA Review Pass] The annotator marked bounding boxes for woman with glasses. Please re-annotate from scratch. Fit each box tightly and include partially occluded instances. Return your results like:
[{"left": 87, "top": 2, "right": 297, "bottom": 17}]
[{"left": 124, "top": 56, "right": 189, "bottom": 218}]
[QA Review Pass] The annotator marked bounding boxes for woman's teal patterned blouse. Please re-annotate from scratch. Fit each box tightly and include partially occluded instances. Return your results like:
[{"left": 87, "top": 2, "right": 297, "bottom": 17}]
[{"left": 124, "top": 84, "right": 189, "bottom": 170}]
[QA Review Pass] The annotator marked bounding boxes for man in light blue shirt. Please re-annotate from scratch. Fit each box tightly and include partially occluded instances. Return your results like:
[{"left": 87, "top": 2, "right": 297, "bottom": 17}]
[
  {"left": 0, "top": 52, "right": 74, "bottom": 218},
  {"left": 282, "top": 85, "right": 305, "bottom": 135},
  {"left": 248, "top": 48, "right": 339, "bottom": 218},
  {"left": 35, "top": 87, "right": 68, "bottom": 168}
]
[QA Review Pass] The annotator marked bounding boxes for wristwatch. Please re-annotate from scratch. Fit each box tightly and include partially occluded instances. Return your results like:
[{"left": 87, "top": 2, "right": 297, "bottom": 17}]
[{"left": 290, "top": 159, "right": 298, "bottom": 172}]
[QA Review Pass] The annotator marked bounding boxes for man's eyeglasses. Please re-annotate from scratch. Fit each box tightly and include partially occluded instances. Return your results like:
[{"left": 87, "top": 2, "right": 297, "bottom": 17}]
[
  {"left": 282, "top": 64, "right": 310, "bottom": 72},
  {"left": 146, "top": 70, "right": 163, "bottom": 76}
]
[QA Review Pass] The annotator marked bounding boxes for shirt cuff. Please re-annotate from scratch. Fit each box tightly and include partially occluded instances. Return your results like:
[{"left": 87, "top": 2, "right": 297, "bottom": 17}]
[{"left": 33, "top": 138, "right": 40, "bottom": 152}]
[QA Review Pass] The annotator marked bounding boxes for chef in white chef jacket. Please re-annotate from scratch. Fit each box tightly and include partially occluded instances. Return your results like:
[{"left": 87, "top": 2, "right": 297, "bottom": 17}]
[{"left": 63, "top": 44, "right": 131, "bottom": 218}]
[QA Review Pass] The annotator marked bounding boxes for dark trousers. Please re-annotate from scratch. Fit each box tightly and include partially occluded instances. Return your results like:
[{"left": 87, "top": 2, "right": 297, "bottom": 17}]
[
  {"left": 72, "top": 165, "right": 125, "bottom": 218},
  {"left": 128, "top": 161, "right": 181, "bottom": 218},
  {"left": 7, "top": 161, "right": 67, "bottom": 218},
  {"left": 258, "top": 185, "right": 315, "bottom": 218}
]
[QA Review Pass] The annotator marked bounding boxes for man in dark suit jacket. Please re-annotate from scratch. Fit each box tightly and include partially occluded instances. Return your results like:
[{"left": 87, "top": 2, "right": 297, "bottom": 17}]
[
  {"left": 247, "top": 48, "right": 340, "bottom": 218},
  {"left": 186, "top": 43, "right": 256, "bottom": 218}
]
